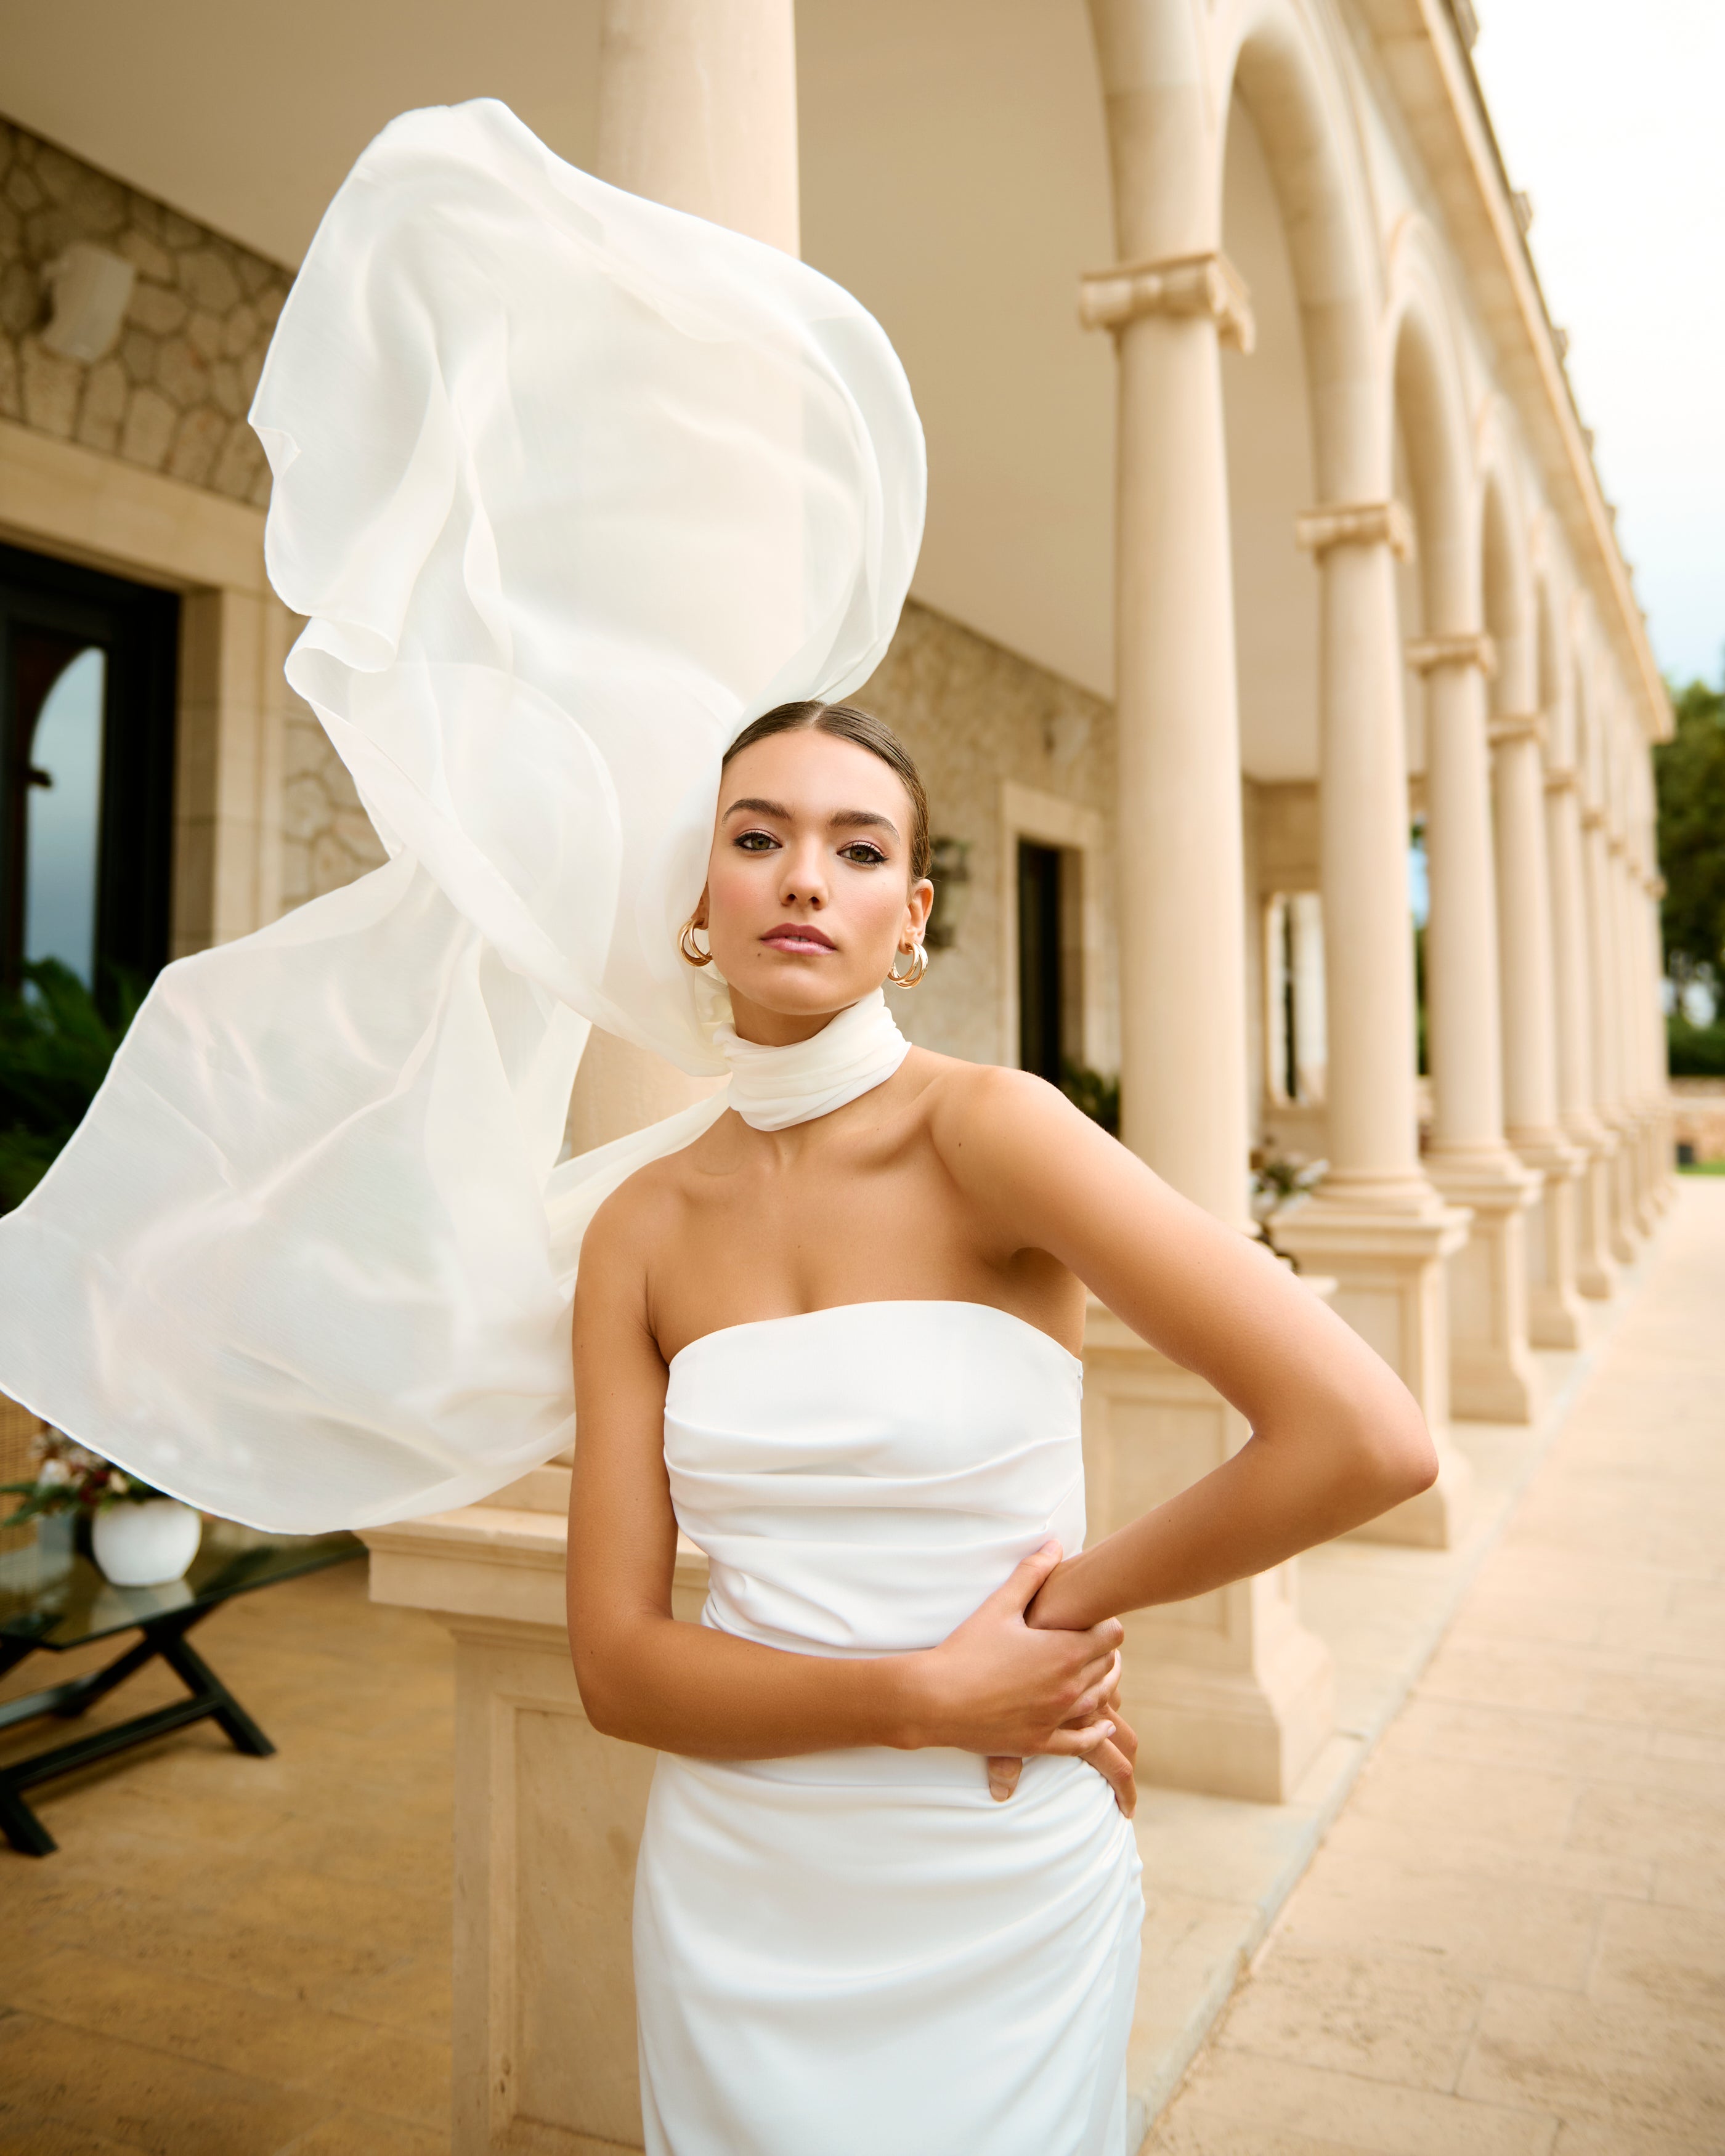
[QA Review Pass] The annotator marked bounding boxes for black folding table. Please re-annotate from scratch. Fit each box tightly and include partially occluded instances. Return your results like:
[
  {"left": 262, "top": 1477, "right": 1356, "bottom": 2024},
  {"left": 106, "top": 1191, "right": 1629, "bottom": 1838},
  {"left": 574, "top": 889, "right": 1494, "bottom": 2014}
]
[{"left": 0, "top": 1523, "right": 361, "bottom": 1855}]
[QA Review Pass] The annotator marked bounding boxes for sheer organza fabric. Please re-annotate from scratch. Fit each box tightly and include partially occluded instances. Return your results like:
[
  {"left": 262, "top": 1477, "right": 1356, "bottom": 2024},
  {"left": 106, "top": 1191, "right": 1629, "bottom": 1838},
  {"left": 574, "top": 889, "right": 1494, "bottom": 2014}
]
[{"left": 0, "top": 100, "right": 925, "bottom": 1533}]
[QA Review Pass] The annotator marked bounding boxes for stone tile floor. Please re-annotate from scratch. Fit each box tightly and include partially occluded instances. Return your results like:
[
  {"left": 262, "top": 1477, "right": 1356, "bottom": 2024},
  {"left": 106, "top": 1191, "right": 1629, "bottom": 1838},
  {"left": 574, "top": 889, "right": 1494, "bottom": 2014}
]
[
  {"left": 1148, "top": 1178, "right": 1725, "bottom": 2155},
  {"left": 0, "top": 1183, "right": 1718, "bottom": 2154},
  {"left": 0, "top": 1559, "right": 456, "bottom": 2154}
]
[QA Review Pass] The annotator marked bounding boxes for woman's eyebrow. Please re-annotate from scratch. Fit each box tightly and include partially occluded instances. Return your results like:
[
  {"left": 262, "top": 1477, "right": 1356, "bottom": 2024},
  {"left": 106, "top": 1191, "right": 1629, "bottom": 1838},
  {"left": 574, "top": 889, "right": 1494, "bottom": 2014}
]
[
  {"left": 721, "top": 798, "right": 901, "bottom": 840},
  {"left": 829, "top": 809, "right": 900, "bottom": 838}
]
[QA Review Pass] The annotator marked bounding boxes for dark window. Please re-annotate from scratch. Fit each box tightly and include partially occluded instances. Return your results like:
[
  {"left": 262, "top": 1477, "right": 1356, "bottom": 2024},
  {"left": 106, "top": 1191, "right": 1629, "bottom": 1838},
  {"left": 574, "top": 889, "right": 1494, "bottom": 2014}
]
[
  {"left": 0, "top": 543, "right": 178, "bottom": 1011},
  {"left": 1017, "top": 838, "right": 1065, "bottom": 1084}
]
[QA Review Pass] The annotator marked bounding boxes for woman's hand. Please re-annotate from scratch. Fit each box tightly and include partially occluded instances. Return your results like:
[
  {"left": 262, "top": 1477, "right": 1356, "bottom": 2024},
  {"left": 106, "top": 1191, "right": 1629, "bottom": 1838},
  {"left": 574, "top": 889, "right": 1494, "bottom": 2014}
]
[
  {"left": 986, "top": 1670, "right": 1138, "bottom": 1818},
  {"left": 906, "top": 1541, "right": 1122, "bottom": 1760}
]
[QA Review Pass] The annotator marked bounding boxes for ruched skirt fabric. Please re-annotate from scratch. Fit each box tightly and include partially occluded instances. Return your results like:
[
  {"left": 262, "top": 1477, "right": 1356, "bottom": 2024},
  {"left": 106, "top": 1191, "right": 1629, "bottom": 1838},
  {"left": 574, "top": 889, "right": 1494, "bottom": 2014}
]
[{"left": 635, "top": 1747, "right": 1143, "bottom": 2156}]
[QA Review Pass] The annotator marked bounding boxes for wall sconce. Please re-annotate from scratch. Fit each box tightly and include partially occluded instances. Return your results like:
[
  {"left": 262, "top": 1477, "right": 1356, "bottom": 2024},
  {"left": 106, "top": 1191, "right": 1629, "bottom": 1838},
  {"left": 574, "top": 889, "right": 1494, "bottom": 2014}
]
[
  {"left": 925, "top": 835, "right": 972, "bottom": 951},
  {"left": 40, "top": 243, "right": 137, "bottom": 365}
]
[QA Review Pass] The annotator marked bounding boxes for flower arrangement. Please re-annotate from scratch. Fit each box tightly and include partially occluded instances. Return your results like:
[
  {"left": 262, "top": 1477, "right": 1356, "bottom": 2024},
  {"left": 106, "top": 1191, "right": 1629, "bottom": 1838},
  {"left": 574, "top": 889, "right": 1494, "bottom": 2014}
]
[{"left": 1, "top": 1427, "right": 173, "bottom": 1528}]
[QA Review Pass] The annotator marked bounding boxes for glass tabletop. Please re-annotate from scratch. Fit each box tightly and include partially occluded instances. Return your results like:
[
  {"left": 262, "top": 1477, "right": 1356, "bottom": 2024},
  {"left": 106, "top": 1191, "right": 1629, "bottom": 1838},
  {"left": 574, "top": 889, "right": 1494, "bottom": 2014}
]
[{"left": 0, "top": 1520, "right": 363, "bottom": 1651}]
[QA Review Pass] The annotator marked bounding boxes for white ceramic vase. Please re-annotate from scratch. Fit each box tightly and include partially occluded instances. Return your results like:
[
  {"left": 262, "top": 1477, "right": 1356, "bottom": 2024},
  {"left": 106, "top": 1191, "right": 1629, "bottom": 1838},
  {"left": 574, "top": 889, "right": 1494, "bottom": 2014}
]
[{"left": 92, "top": 1499, "right": 202, "bottom": 1587}]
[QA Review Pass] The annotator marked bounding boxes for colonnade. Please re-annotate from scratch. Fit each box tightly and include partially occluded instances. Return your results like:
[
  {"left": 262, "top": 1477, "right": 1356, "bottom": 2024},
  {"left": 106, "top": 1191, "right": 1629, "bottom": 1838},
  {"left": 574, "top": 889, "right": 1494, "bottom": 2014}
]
[{"left": 364, "top": 2, "right": 1672, "bottom": 2141}]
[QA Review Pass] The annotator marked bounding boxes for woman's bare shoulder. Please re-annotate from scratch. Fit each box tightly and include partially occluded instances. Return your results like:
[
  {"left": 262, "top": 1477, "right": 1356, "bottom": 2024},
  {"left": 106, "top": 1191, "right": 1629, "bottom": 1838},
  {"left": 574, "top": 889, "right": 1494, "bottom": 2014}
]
[
  {"left": 903, "top": 1047, "right": 1071, "bottom": 1130},
  {"left": 577, "top": 1139, "right": 712, "bottom": 1286}
]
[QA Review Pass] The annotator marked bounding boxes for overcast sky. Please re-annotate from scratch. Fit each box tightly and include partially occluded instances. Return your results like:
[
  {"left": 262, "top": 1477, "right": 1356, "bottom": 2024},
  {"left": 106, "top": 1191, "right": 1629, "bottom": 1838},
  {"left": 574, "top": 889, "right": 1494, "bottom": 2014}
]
[{"left": 1472, "top": 1, "right": 1724, "bottom": 689}]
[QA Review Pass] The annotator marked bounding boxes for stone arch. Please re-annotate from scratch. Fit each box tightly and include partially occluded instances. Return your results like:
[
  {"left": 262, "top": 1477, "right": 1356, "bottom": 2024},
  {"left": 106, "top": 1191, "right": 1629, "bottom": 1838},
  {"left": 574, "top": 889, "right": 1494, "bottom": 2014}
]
[
  {"left": 1476, "top": 405, "right": 1537, "bottom": 716},
  {"left": 1384, "top": 225, "right": 1476, "bottom": 636},
  {"left": 1533, "top": 570, "right": 1570, "bottom": 763},
  {"left": 1219, "top": 0, "right": 1382, "bottom": 501}
]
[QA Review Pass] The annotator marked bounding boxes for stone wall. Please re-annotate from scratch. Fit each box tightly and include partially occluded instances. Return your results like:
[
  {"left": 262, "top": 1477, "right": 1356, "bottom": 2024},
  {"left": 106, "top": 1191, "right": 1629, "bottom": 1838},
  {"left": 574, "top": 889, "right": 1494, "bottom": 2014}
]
[
  {"left": 280, "top": 696, "right": 390, "bottom": 911},
  {"left": 0, "top": 116, "right": 290, "bottom": 506},
  {"left": 858, "top": 599, "right": 1118, "bottom": 1073}
]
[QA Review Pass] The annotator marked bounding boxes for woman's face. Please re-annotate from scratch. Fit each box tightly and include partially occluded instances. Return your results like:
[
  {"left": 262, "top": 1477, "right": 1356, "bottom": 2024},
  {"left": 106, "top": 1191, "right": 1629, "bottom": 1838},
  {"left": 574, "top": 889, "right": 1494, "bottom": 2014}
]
[{"left": 700, "top": 728, "right": 932, "bottom": 1043}]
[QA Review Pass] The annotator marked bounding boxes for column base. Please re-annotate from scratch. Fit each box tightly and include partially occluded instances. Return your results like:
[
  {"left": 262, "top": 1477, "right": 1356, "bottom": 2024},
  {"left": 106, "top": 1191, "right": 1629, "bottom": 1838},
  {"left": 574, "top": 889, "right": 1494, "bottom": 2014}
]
[
  {"left": 1129, "top": 1602, "right": 1335, "bottom": 1802},
  {"left": 1082, "top": 1305, "right": 1335, "bottom": 1802},
  {"left": 1511, "top": 1131, "right": 1588, "bottom": 1350},
  {"left": 1565, "top": 1117, "right": 1619, "bottom": 1300},
  {"left": 1605, "top": 1113, "right": 1642, "bottom": 1264},
  {"left": 1270, "top": 1191, "right": 1474, "bottom": 1550},
  {"left": 1427, "top": 1151, "right": 1542, "bottom": 1425}
]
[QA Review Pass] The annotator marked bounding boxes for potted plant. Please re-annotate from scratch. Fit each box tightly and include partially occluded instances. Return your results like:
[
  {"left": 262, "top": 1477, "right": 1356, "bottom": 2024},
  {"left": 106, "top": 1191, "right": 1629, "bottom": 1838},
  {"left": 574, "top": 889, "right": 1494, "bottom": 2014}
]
[
  {"left": 2, "top": 1429, "right": 202, "bottom": 1586},
  {"left": 1249, "top": 1146, "right": 1329, "bottom": 1270}
]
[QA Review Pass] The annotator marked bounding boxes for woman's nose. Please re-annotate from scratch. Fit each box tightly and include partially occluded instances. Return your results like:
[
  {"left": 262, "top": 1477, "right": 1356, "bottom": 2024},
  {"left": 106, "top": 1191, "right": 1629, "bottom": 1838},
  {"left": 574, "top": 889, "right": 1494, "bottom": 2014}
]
[{"left": 779, "top": 843, "right": 828, "bottom": 907}]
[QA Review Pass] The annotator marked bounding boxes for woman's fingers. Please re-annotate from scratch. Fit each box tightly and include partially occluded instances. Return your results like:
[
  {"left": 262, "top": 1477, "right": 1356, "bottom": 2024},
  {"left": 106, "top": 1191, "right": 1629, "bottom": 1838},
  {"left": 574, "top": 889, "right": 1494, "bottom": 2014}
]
[
  {"left": 1084, "top": 1735, "right": 1137, "bottom": 1818},
  {"left": 986, "top": 1754, "right": 1023, "bottom": 1803},
  {"left": 987, "top": 1540, "right": 1064, "bottom": 1619},
  {"left": 1041, "top": 1719, "right": 1116, "bottom": 1758},
  {"left": 1071, "top": 1647, "right": 1123, "bottom": 1715}
]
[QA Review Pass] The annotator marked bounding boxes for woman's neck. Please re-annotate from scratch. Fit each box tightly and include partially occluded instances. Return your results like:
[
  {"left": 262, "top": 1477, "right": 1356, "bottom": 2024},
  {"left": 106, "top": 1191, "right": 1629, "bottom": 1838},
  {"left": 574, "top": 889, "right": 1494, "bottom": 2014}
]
[{"left": 723, "top": 987, "right": 846, "bottom": 1049}]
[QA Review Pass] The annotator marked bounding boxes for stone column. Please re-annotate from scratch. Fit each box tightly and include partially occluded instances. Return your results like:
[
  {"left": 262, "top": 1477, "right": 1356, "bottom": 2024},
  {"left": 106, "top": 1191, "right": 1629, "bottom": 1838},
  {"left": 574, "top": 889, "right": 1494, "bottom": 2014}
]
[
  {"left": 1643, "top": 866, "right": 1675, "bottom": 1202},
  {"left": 567, "top": 0, "right": 800, "bottom": 1147},
  {"left": 1543, "top": 761, "right": 1616, "bottom": 1297},
  {"left": 1079, "top": 249, "right": 1254, "bottom": 1226},
  {"left": 1080, "top": 0, "right": 1336, "bottom": 1778},
  {"left": 1491, "top": 711, "right": 1585, "bottom": 1347},
  {"left": 1273, "top": 505, "right": 1471, "bottom": 1547},
  {"left": 1413, "top": 634, "right": 1540, "bottom": 1422},
  {"left": 1613, "top": 831, "right": 1659, "bottom": 1234},
  {"left": 369, "top": 14, "right": 800, "bottom": 2151},
  {"left": 1580, "top": 795, "right": 1638, "bottom": 1263}
]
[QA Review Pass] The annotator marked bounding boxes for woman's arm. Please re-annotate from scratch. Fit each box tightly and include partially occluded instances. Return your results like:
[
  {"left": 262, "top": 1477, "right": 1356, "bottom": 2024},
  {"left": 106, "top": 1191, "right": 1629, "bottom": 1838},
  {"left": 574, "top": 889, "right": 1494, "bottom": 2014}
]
[
  {"left": 931, "top": 1068, "right": 1439, "bottom": 1636},
  {"left": 565, "top": 1186, "right": 1126, "bottom": 1770}
]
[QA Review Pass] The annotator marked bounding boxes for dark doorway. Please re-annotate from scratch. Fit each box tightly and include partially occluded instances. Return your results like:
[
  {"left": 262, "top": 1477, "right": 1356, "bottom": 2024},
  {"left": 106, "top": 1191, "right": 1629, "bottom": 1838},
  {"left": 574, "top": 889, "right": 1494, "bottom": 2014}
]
[
  {"left": 0, "top": 543, "right": 179, "bottom": 1010},
  {"left": 1017, "top": 838, "right": 1065, "bottom": 1084}
]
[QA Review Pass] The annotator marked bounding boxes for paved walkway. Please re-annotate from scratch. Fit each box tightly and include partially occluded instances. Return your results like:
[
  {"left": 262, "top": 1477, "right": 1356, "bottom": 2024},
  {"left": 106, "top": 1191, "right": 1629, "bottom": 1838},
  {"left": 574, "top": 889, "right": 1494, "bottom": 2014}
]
[
  {"left": 1148, "top": 1178, "right": 1725, "bottom": 2155},
  {"left": 0, "top": 1558, "right": 453, "bottom": 2155}
]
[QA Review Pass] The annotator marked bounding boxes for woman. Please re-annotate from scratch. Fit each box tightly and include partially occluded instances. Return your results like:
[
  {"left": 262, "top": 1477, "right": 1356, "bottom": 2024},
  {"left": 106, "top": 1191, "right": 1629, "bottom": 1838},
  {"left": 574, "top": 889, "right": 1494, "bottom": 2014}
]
[{"left": 568, "top": 699, "right": 1435, "bottom": 2153}]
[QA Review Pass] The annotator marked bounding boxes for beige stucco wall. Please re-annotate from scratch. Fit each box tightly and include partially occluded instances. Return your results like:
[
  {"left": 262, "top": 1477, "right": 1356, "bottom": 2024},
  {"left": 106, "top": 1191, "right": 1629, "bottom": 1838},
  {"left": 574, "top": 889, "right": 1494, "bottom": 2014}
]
[{"left": 857, "top": 598, "right": 1118, "bottom": 1076}]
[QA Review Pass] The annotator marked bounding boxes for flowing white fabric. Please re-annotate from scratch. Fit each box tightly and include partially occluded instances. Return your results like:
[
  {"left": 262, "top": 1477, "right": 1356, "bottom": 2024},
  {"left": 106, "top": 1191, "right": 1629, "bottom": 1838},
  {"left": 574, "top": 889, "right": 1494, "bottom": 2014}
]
[
  {"left": 0, "top": 100, "right": 925, "bottom": 1533},
  {"left": 640, "top": 1299, "right": 1145, "bottom": 2154}
]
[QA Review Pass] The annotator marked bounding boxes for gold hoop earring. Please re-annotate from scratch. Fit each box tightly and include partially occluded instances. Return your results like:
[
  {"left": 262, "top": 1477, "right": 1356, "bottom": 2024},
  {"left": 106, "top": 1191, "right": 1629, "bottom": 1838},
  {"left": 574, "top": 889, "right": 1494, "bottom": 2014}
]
[
  {"left": 678, "top": 917, "right": 713, "bottom": 968},
  {"left": 888, "top": 942, "right": 928, "bottom": 988}
]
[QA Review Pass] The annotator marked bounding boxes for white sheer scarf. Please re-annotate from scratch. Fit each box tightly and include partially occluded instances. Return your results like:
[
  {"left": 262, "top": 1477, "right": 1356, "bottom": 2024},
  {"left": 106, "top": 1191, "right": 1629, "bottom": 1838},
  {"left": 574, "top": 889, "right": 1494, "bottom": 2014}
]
[{"left": 0, "top": 101, "right": 925, "bottom": 1533}]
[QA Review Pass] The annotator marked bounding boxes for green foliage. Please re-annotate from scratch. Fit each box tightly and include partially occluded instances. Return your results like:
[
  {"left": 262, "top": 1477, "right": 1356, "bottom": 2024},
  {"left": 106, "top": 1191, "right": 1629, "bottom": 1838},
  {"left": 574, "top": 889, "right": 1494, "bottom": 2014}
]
[
  {"left": 1655, "top": 678, "right": 1725, "bottom": 987},
  {"left": 1667, "top": 1013, "right": 1725, "bottom": 1078},
  {"left": 0, "top": 959, "right": 142, "bottom": 1213},
  {"left": 1060, "top": 1060, "right": 1119, "bottom": 1136}
]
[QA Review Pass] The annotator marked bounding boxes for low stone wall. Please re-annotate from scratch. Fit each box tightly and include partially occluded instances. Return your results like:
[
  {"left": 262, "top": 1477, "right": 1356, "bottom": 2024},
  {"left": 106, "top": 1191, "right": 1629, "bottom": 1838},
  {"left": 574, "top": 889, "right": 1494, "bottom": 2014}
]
[{"left": 1671, "top": 1077, "right": 1725, "bottom": 1164}]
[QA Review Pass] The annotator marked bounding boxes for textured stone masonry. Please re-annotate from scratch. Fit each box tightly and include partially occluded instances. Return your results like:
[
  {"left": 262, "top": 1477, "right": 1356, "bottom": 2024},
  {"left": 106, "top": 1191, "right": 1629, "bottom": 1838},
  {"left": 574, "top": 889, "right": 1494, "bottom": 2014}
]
[{"left": 0, "top": 118, "right": 290, "bottom": 508}]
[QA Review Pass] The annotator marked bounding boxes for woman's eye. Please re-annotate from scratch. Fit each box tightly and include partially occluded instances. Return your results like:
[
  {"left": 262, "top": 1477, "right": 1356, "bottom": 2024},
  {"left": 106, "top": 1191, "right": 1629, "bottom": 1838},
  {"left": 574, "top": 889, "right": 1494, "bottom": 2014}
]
[
  {"left": 840, "top": 843, "right": 887, "bottom": 865},
  {"left": 736, "top": 830, "right": 779, "bottom": 852}
]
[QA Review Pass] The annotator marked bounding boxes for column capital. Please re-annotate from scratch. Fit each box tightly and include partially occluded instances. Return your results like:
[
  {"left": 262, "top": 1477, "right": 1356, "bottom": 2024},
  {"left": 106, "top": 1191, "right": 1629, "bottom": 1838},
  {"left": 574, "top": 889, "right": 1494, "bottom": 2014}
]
[
  {"left": 1406, "top": 631, "right": 1498, "bottom": 678},
  {"left": 1543, "top": 764, "right": 1579, "bottom": 795},
  {"left": 1294, "top": 500, "right": 1414, "bottom": 561},
  {"left": 1487, "top": 711, "right": 1547, "bottom": 750},
  {"left": 1078, "top": 250, "right": 1256, "bottom": 352},
  {"left": 1605, "top": 831, "right": 1626, "bottom": 857},
  {"left": 1647, "top": 872, "right": 1667, "bottom": 899},
  {"left": 1580, "top": 805, "right": 1605, "bottom": 832}
]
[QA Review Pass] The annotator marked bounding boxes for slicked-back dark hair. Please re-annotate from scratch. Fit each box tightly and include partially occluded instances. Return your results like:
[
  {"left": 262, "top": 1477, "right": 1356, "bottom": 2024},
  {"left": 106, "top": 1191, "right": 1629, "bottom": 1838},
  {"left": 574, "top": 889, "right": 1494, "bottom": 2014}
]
[{"left": 722, "top": 702, "right": 930, "bottom": 882}]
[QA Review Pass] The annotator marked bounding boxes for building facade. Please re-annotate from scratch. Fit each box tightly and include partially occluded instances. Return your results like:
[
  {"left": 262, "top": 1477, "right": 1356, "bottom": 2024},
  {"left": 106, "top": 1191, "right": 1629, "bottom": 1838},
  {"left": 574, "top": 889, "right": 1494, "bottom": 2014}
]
[{"left": 0, "top": 0, "right": 1673, "bottom": 2144}]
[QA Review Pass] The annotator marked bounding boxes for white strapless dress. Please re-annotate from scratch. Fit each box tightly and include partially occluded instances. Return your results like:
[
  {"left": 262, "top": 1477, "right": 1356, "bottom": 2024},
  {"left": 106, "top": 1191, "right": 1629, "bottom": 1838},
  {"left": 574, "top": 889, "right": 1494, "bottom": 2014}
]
[{"left": 635, "top": 1301, "right": 1144, "bottom": 2155}]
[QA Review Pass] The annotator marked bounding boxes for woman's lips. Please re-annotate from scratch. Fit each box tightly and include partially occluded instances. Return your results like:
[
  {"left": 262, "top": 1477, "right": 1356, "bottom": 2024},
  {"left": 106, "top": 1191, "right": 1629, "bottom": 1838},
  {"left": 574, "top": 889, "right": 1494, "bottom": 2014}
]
[{"left": 761, "top": 926, "right": 836, "bottom": 954}]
